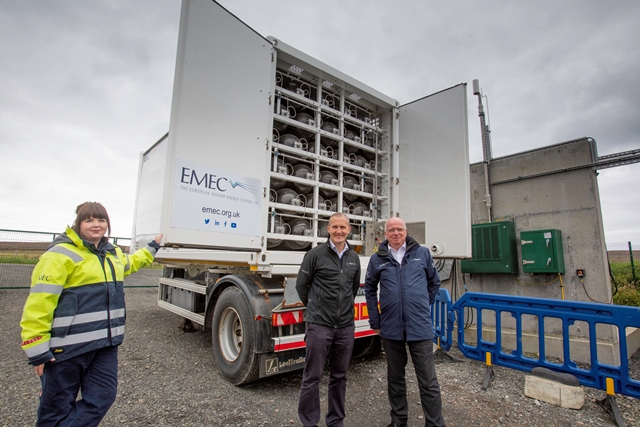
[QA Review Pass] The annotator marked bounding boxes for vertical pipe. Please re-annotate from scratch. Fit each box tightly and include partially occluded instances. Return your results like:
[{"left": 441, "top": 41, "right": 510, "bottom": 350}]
[
  {"left": 629, "top": 241, "right": 637, "bottom": 283},
  {"left": 473, "top": 79, "right": 492, "bottom": 222}
]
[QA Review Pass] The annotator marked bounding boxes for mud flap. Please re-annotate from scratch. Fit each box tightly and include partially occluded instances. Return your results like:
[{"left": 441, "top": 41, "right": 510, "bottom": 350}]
[{"left": 259, "top": 348, "right": 307, "bottom": 378}]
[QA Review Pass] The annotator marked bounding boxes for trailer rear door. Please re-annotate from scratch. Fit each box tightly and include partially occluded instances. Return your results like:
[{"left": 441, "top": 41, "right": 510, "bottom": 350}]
[
  {"left": 160, "top": 0, "right": 274, "bottom": 250},
  {"left": 398, "top": 84, "right": 471, "bottom": 258}
]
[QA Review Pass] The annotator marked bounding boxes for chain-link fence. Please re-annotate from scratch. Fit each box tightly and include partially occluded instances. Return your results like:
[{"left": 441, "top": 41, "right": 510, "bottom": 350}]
[{"left": 0, "top": 229, "right": 130, "bottom": 289}]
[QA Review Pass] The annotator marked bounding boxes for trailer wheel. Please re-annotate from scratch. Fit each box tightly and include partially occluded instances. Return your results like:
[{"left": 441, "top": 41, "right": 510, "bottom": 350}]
[
  {"left": 351, "top": 335, "right": 381, "bottom": 359},
  {"left": 212, "top": 287, "right": 259, "bottom": 385}
]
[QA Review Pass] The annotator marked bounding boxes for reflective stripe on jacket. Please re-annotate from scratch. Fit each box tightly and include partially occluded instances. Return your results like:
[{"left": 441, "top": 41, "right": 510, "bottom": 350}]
[
  {"left": 20, "top": 227, "right": 157, "bottom": 366},
  {"left": 364, "top": 236, "right": 441, "bottom": 341}
]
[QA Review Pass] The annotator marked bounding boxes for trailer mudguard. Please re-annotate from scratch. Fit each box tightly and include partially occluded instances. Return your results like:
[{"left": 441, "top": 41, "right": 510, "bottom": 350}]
[{"left": 207, "top": 274, "right": 285, "bottom": 354}]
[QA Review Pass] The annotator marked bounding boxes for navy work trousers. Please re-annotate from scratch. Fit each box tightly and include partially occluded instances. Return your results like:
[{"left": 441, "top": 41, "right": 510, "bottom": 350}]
[
  {"left": 37, "top": 345, "right": 119, "bottom": 427},
  {"left": 382, "top": 338, "right": 445, "bottom": 427},
  {"left": 298, "top": 322, "right": 355, "bottom": 427}
]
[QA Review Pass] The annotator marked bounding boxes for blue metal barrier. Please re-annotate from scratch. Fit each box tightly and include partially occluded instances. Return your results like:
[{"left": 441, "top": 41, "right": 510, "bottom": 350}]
[
  {"left": 435, "top": 291, "right": 640, "bottom": 399},
  {"left": 432, "top": 288, "right": 454, "bottom": 351}
]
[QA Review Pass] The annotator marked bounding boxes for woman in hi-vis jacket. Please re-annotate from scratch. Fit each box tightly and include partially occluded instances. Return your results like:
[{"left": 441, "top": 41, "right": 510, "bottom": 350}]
[{"left": 20, "top": 202, "right": 162, "bottom": 427}]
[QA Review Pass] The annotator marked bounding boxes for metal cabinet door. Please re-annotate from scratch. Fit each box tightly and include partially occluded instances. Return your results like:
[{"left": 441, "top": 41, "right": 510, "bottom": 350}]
[
  {"left": 161, "top": 0, "right": 275, "bottom": 250},
  {"left": 521, "top": 229, "right": 565, "bottom": 274},
  {"left": 398, "top": 84, "right": 471, "bottom": 258}
]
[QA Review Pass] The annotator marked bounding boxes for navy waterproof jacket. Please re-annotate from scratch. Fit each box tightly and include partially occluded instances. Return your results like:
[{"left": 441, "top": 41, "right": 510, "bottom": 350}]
[{"left": 364, "top": 236, "right": 441, "bottom": 341}]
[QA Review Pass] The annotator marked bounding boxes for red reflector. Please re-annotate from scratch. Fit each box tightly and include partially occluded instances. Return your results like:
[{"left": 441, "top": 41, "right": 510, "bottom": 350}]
[{"left": 272, "top": 310, "right": 304, "bottom": 327}]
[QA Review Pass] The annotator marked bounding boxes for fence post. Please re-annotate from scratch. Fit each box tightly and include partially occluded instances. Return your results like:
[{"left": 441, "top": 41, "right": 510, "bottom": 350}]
[{"left": 630, "top": 241, "right": 637, "bottom": 284}]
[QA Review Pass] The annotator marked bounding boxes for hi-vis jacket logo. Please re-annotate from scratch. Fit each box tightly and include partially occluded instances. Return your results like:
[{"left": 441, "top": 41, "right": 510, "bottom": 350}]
[{"left": 180, "top": 167, "right": 259, "bottom": 195}]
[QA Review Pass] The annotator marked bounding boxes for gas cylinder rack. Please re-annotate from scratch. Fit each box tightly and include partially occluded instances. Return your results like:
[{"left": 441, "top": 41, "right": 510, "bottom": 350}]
[{"left": 267, "top": 52, "right": 387, "bottom": 252}]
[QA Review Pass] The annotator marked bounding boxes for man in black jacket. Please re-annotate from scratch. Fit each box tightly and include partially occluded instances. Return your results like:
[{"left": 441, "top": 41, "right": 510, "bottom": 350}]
[{"left": 296, "top": 212, "right": 361, "bottom": 427}]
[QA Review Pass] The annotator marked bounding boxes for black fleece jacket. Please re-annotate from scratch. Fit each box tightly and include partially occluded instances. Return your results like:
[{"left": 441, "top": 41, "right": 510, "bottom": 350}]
[{"left": 295, "top": 240, "right": 361, "bottom": 328}]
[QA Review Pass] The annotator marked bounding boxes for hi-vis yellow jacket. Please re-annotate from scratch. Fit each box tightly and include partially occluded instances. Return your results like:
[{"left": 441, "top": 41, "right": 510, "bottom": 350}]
[{"left": 20, "top": 227, "right": 158, "bottom": 366}]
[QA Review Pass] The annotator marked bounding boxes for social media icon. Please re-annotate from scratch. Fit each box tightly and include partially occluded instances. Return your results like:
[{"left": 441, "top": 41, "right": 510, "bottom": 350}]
[
  {"left": 224, "top": 221, "right": 227, "bottom": 227},
  {"left": 205, "top": 218, "right": 210, "bottom": 224},
  {"left": 231, "top": 223, "right": 237, "bottom": 228}
]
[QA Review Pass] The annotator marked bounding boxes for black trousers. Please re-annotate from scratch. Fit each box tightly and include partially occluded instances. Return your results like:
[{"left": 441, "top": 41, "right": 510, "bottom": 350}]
[
  {"left": 37, "top": 345, "right": 119, "bottom": 427},
  {"left": 298, "top": 322, "right": 355, "bottom": 427},
  {"left": 382, "top": 338, "right": 445, "bottom": 427}
]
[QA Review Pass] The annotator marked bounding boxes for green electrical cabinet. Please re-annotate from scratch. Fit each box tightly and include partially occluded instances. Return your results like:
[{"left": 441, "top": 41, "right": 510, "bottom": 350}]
[
  {"left": 461, "top": 221, "right": 518, "bottom": 274},
  {"left": 520, "top": 229, "right": 565, "bottom": 274}
]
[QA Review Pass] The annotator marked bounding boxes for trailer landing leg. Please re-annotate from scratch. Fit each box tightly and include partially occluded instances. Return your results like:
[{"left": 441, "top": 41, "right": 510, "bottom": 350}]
[{"left": 179, "top": 318, "right": 196, "bottom": 333}]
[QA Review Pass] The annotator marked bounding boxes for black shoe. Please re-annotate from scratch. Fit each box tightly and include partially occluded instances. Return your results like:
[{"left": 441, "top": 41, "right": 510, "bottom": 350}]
[{"left": 387, "top": 422, "right": 407, "bottom": 427}]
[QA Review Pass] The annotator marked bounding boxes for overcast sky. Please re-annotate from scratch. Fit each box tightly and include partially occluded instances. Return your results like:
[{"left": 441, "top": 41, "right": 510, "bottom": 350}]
[{"left": 1, "top": 1, "right": 638, "bottom": 245}]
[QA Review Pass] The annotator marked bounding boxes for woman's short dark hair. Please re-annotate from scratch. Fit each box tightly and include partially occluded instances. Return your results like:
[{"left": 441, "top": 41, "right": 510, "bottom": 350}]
[{"left": 72, "top": 202, "right": 111, "bottom": 237}]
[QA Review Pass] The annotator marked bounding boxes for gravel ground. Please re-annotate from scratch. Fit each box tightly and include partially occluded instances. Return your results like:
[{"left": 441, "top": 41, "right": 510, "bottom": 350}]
[{"left": 2, "top": 268, "right": 639, "bottom": 427}]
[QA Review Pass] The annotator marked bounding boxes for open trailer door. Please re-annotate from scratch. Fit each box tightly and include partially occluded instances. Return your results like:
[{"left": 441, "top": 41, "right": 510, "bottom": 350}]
[
  {"left": 158, "top": 0, "right": 275, "bottom": 251},
  {"left": 397, "top": 83, "right": 471, "bottom": 259}
]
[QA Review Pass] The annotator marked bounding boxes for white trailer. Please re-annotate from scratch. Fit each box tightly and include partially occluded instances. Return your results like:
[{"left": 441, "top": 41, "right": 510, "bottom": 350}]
[{"left": 131, "top": 0, "right": 471, "bottom": 385}]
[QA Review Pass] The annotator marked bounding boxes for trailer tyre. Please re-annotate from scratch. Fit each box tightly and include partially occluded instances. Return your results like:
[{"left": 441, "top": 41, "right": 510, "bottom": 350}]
[
  {"left": 351, "top": 335, "right": 381, "bottom": 359},
  {"left": 212, "top": 287, "right": 259, "bottom": 385}
]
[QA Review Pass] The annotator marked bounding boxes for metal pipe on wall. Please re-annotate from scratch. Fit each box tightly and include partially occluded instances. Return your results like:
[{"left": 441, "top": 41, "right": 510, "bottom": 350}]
[{"left": 473, "top": 79, "right": 493, "bottom": 222}]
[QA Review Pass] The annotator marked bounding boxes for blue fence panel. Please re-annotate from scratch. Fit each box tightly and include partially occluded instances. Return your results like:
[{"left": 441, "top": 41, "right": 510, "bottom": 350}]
[
  {"left": 432, "top": 288, "right": 454, "bottom": 351},
  {"left": 451, "top": 292, "right": 640, "bottom": 398}
]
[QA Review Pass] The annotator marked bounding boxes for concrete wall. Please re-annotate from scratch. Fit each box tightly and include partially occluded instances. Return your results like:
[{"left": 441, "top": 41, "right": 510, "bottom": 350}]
[
  {"left": 445, "top": 138, "right": 620, "bottom": 349},
  {"left": 463, "top": 137, "right": 611, "bottom": 303}
]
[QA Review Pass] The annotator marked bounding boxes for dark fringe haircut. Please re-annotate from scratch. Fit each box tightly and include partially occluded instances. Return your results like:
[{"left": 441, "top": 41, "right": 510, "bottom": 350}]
[{"left": 71, "top": 202, "right": 111, "bottom": 237}]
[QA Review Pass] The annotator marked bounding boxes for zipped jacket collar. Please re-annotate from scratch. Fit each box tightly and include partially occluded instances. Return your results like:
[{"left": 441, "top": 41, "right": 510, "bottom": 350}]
[
  {"left": 325, "top": 237, "right": 351, "bottom": 258},
  {"left": 49, "top": 227, "right": 116, "bottom": 256},
  {"left": 376, "top": 235, "right": 420, "bottom": 259}
]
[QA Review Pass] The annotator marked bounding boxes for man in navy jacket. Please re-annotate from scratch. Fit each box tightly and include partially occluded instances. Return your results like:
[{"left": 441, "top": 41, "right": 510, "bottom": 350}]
[{"left": 365, "top": 217, "right": 445, "bottom": 427}]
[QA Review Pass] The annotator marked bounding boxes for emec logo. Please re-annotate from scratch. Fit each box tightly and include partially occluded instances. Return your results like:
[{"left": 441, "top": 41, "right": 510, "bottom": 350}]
[{"left": 181, "top": 167, "right": 259, "bottom": 195}]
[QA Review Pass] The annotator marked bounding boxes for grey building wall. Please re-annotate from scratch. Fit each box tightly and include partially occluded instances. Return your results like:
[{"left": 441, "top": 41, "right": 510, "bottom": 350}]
[
  {"left": 423, "top": 136, "right": 634, "bottom": 362},
  {"left": 463, "top": 137, "right": 611, "bottom": 304}
]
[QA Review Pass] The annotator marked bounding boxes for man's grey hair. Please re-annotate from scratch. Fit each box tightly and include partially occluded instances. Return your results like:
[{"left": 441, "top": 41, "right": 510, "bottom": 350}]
[
  {"left": 329, "top": 212, "right": 350, "bottom": 224},
  {"left": 384, "top": 217, "right": 406, "bottom": 230}
]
